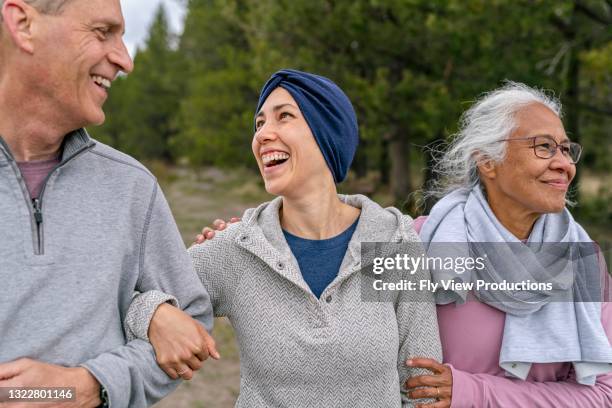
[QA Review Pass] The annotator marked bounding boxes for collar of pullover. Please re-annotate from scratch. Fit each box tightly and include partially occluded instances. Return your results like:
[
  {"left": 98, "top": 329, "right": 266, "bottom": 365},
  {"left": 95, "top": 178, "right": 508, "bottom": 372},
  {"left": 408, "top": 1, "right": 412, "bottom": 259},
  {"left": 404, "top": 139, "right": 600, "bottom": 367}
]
[
  {"left": 239, "top": 194, "right": 419, "bottom": 280},
  {"left": 0, "top": 128, "right": 95, "bottom": 164}
]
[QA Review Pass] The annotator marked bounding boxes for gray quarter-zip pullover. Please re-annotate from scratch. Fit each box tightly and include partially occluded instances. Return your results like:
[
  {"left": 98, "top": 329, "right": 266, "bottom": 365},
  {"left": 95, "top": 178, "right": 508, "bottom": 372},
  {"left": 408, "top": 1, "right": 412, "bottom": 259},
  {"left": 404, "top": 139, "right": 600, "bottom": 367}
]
[{"left": 0, "top": 129, "right": 214, "bottom": 408}]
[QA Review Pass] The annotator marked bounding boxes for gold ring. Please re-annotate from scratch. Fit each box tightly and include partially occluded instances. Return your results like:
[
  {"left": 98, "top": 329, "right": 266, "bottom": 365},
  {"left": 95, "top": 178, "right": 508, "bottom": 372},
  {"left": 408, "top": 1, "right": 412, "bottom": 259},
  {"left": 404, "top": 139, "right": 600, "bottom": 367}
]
[{"left": 177, "top": 368, "right": 189, "bottom": 376}]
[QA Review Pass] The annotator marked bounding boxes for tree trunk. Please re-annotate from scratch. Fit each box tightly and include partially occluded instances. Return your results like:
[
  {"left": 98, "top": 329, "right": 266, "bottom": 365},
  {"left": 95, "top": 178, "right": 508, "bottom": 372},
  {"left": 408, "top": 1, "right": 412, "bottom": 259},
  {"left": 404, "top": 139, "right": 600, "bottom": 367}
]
[
  {"left": 388, "top": 132, "right": 412, "bottom": 209},
  {"left": 353, "top": 138, "right": 368, "bottom": 178},
  {"left": 380, "top": 138, "right": 390, "bottom": 185},
  {"left": 422, "top": 135, "right": 445, "bottom": 214}
]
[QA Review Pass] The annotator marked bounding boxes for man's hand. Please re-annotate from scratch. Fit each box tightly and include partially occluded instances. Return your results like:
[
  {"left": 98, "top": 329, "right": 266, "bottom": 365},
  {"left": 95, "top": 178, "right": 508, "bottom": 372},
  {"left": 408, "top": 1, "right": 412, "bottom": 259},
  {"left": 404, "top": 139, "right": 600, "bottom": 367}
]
[
  {"left": 405, "top": 358, "right": 453, "bottom": 408},
  {"left": 194, "top": 217, "right": 241, "bottom": 244},
  {"left": 0, "top": 358, "right": 100, "bottom": 408},
  {"left": 149, "top": 303, "right": 220, "bottom": 380}
]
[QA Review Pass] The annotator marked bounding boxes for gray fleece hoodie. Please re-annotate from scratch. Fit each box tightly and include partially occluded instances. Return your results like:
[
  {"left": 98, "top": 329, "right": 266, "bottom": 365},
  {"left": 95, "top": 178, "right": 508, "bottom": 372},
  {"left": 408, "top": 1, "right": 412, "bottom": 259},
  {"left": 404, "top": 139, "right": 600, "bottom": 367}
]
[
  {"left": 128, "top": 194, "right": 442, "bottom": 407},
  {"left": 0, "top": 129, "right": 213, "bottom": 407}
]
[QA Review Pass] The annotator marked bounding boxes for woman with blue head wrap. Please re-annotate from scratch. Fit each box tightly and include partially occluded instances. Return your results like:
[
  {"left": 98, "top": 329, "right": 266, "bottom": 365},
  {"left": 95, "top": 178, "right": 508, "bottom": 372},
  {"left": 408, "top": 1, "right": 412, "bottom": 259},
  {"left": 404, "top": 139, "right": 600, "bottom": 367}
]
[
  {"left": 127, "top": 69, "right": 443, "bottom": 407},
  {"left": 250, "top": 69, "right": 361, "bottom": 245},
  {"left": 254, "top": 68, "right": 359, "bottom": 184}
]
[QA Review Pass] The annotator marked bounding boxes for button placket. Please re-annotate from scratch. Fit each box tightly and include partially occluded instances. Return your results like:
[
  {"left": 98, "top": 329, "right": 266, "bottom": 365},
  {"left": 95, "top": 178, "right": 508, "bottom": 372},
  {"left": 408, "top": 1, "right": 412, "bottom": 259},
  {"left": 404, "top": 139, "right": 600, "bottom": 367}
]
[
  {"left": 307, "top": 295, "right": 328, "bottom": 329},
  {"left": 318, "top": 291, "right": 334, "bottom": 329}
]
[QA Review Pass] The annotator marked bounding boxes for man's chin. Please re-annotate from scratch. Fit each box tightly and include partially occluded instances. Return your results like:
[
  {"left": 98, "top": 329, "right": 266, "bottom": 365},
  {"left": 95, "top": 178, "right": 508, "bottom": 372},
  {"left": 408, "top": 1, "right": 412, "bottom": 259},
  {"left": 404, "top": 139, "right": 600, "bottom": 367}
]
[{"left": 87, "top": 110, "right": 107, "bottom": 127}]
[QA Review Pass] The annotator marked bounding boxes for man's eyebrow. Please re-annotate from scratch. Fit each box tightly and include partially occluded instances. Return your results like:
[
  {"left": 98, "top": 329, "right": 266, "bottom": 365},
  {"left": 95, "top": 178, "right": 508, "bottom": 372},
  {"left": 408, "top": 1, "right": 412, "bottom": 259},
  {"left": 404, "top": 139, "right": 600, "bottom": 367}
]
[
  {"left": 93, "top": 18, "right": 125, "bottom": 34},
  {"left": 256, "top": 103, "right": 297, "bottom": 117}
]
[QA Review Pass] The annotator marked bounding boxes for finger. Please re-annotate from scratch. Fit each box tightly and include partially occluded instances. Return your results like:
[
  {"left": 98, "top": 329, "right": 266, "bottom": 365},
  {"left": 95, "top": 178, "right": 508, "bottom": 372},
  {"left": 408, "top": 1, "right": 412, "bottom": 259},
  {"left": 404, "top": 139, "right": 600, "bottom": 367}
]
[
  {"left": 194, "top": 234, "right": 204, "bottom": 244},
  {"left": 229, "top": 217, "right": 241, "bottom": 223},
  {"left": 208, "top": 342, "right": 220, "bottom": 361},
  {"left": 202, "top": 328, "right": 221, "bottom": 360},
  {"left": 186, "top": 355, "right": 203, "bottom": 371},
  {"left": 202, "top": 228, "right": 215, "bottom": 240},
  {"left": 0, "top": 377, "right": 20, "bottom": 388},
  {"left": 176, "top": 365, "right": 193, "bottom": 381},
  {"left": 212, "top": 219, "right": 226, "bottom": 231},
  {"left": 194, "top": 345, "right": 209, "bottom": 361},
  {"left": 407, "top": 358, "right": 446, "bottom": 374},
  {"left": 161, "top": 365, "right": 179, "bottom": 380},
  {"left": 438, "top": 386, "right": 452, "bottom": 399},
  {"left": 406, "top": 375, "right": 441, "bottom": 389},
  {"left": 0, "top": 359, "right": 28, "bottom": 380},
  {"left": 408, "top": 386, "right": 447, "bottom": 400}
]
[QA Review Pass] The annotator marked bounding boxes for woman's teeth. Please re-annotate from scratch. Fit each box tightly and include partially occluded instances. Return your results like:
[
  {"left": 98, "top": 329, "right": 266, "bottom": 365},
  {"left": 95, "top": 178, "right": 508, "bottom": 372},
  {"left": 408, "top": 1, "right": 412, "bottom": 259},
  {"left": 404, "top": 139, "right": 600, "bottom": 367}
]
[{"left": 262, "top": 152, "right": 290, "bottom": 166}]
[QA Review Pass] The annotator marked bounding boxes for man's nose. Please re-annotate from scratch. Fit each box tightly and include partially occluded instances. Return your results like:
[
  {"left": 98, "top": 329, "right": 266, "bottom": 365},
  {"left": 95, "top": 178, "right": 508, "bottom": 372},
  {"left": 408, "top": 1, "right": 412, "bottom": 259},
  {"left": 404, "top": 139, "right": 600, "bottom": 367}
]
[{"left": 110, "top": 38, "right": 134, "bottom": 75}]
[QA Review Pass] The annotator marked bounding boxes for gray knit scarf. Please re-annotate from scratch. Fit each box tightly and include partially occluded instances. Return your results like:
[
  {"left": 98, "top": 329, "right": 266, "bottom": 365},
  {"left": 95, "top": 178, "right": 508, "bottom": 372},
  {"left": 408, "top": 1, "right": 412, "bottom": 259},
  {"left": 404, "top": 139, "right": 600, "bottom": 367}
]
[{"left": 420, "top": 185, "right": 612, "bottom": 385}]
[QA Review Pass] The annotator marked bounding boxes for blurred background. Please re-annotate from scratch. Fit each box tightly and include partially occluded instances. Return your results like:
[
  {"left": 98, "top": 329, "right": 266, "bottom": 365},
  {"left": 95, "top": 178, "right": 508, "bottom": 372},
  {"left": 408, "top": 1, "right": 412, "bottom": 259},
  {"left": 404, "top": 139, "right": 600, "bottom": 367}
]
[{"left": 99, "top": 1, "right": 611, "bottom": 406}]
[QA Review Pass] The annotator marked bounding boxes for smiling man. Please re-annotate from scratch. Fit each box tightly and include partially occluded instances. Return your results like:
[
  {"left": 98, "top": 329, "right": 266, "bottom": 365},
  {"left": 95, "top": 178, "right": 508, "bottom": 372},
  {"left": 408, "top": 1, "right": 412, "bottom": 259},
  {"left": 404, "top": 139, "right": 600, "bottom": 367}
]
[{"left": 0, "top": 1, "right": 214, "bottom": 407}]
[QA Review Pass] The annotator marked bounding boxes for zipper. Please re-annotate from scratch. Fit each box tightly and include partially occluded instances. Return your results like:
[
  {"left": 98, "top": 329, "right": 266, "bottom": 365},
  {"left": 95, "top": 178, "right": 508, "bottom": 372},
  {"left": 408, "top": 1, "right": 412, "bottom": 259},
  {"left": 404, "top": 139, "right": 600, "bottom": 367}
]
[
  {"left": 32, "top": 198, "right": 43, "bottom": 254},
  {"left": 0, "top": 136, "right": 94, "bottom": 255},
  {"left": 29, "top": 142, "right": 94, "bottom": 255}
]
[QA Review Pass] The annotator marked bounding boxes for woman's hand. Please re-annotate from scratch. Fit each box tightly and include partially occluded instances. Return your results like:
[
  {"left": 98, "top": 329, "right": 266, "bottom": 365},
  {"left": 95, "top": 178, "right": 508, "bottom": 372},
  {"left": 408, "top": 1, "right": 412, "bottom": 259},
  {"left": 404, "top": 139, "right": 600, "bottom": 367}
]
[
  {"left": 406, "top": 358, "right": 453, "bottom": 408},
  {"left": 194, "top": 217, "right": 241, "bottom": 244},
  {"left": 149, "top": 303, "right": 220, "bottom": 380}
]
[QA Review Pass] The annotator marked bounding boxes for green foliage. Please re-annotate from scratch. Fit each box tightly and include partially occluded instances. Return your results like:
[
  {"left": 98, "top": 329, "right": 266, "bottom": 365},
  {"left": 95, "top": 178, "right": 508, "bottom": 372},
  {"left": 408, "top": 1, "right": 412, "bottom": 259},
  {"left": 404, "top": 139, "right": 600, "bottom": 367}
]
[
  {"left": 89, "top": 0, "right": 611, "bottom": 206},
  {"left": 171, "top": 65, "right": 256, "bottom": 166},
  {"left": 579, "top": 41, "right": 612, "bottom": 171},
  {"left": 169, "top": 0, "right": 259, "bottom": 167},
  {"left": 89, "top": 4, "right": 183, "bottom": 160},
  {"left": 575, "top": 187, "right": 612, "bottom": 228}
]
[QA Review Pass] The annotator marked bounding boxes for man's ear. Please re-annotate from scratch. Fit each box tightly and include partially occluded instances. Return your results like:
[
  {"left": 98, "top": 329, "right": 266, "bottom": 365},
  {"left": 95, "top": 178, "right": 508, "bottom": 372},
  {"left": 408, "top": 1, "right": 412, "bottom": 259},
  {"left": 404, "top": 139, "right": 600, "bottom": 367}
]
[{"left": 1, "top": 0, "right": 36, "bottom": 54}]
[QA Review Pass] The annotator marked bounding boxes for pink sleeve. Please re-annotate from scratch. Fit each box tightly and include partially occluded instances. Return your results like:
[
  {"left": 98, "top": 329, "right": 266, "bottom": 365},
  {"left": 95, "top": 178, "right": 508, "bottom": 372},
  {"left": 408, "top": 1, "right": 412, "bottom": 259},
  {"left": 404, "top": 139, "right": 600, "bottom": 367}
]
[
  {"left": 450, "top": 302, "right": 612, "bottom": 408},
  {"left": 598, "top": 246, "right": 610, "bottom": 302},
  {"left": 413, "top": 216, "right": 427, "bottom": 235}
]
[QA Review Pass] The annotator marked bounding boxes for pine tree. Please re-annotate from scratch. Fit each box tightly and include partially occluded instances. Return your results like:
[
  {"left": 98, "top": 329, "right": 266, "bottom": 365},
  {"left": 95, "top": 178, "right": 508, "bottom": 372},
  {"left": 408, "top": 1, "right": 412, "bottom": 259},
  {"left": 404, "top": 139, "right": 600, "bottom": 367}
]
[{"left": 90, "top": 4, "right": 182, "bottom": 161}]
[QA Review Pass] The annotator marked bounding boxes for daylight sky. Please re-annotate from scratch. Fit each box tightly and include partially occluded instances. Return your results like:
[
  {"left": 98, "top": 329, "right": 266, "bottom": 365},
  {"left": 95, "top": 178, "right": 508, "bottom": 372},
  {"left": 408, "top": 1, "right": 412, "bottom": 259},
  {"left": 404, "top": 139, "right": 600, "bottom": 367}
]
[{"left": 121, "top": 0, "right": 186, "bottom": 57}]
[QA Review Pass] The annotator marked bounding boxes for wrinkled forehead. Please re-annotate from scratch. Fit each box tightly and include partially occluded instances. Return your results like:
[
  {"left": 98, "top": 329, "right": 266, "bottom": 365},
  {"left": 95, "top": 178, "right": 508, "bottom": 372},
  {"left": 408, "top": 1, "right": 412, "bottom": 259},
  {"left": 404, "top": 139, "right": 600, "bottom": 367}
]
[{"left": 0, "top": 0, "right": 125, "bottom": 27}]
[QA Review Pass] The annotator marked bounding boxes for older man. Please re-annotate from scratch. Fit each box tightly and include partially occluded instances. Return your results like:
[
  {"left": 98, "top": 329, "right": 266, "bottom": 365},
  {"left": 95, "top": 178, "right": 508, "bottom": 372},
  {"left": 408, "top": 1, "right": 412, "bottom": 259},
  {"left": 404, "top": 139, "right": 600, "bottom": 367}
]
[{"left": 0, "top": 1, "right": 214, "bottom": 407}]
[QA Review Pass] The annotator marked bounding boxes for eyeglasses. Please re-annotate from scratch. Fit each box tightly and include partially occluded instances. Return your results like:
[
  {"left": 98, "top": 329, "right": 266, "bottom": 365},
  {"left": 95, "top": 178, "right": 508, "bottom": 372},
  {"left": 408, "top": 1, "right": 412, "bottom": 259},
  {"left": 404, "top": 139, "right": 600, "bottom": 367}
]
[{"left": 500, "top": 135, "right": 582, "bottom": 164}]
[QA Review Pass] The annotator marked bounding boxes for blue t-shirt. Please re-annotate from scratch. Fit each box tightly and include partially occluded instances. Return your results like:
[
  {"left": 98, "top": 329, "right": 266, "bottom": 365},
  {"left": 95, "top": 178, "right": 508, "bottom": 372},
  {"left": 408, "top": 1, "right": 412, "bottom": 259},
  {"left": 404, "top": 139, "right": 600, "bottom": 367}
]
[{"left": 283, "top": 218, "right": 359, "bottom": 299}]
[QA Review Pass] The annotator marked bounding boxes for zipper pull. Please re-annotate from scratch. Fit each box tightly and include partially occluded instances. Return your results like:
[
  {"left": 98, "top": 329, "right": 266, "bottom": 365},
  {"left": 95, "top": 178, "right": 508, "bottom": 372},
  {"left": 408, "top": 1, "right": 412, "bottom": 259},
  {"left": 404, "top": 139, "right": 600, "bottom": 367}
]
[{"left": 33, "top": 198, "right": 43, "bottom": 224}]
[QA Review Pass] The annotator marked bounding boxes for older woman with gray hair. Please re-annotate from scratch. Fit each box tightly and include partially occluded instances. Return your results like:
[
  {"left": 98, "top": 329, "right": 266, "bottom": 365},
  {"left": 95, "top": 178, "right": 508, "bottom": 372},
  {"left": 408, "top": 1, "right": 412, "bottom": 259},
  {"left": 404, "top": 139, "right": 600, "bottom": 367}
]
[{"left": 407, "top": 81, "right": 612, "bottom": 407}]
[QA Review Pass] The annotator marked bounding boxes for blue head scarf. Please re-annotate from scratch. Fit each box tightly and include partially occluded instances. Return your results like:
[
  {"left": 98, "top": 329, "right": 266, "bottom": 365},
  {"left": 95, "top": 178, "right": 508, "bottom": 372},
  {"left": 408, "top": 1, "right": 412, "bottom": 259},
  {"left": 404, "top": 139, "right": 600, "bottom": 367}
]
[{"left": 255, "top": 69, "right": 359, "bottom": 183}]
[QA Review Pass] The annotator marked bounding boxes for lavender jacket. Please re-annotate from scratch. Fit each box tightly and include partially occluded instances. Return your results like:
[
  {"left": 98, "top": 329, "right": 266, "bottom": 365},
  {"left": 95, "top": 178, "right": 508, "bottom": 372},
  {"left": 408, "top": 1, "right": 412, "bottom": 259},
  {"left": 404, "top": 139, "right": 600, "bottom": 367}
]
[{"left": 414, "top": 216, "right": 612, "bottom": 408}]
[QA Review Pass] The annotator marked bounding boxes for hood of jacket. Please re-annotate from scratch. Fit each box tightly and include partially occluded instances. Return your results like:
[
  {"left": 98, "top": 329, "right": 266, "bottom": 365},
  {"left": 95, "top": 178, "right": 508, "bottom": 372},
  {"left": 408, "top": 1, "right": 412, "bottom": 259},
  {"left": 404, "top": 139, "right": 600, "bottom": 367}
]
[{"left": 234, "top": 194, "right": 419, "bottom": 294}]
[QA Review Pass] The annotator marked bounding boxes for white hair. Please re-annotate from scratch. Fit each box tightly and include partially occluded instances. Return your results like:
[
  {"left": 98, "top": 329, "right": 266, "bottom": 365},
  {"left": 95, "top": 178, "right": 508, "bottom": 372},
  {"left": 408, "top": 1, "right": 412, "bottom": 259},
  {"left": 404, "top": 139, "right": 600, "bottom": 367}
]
[
  {"left": 427, "top": 81, "right": 562, "bottom": 198},
  {"left": 0, "top": 0, "right": 72, "bottom": 20}
]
